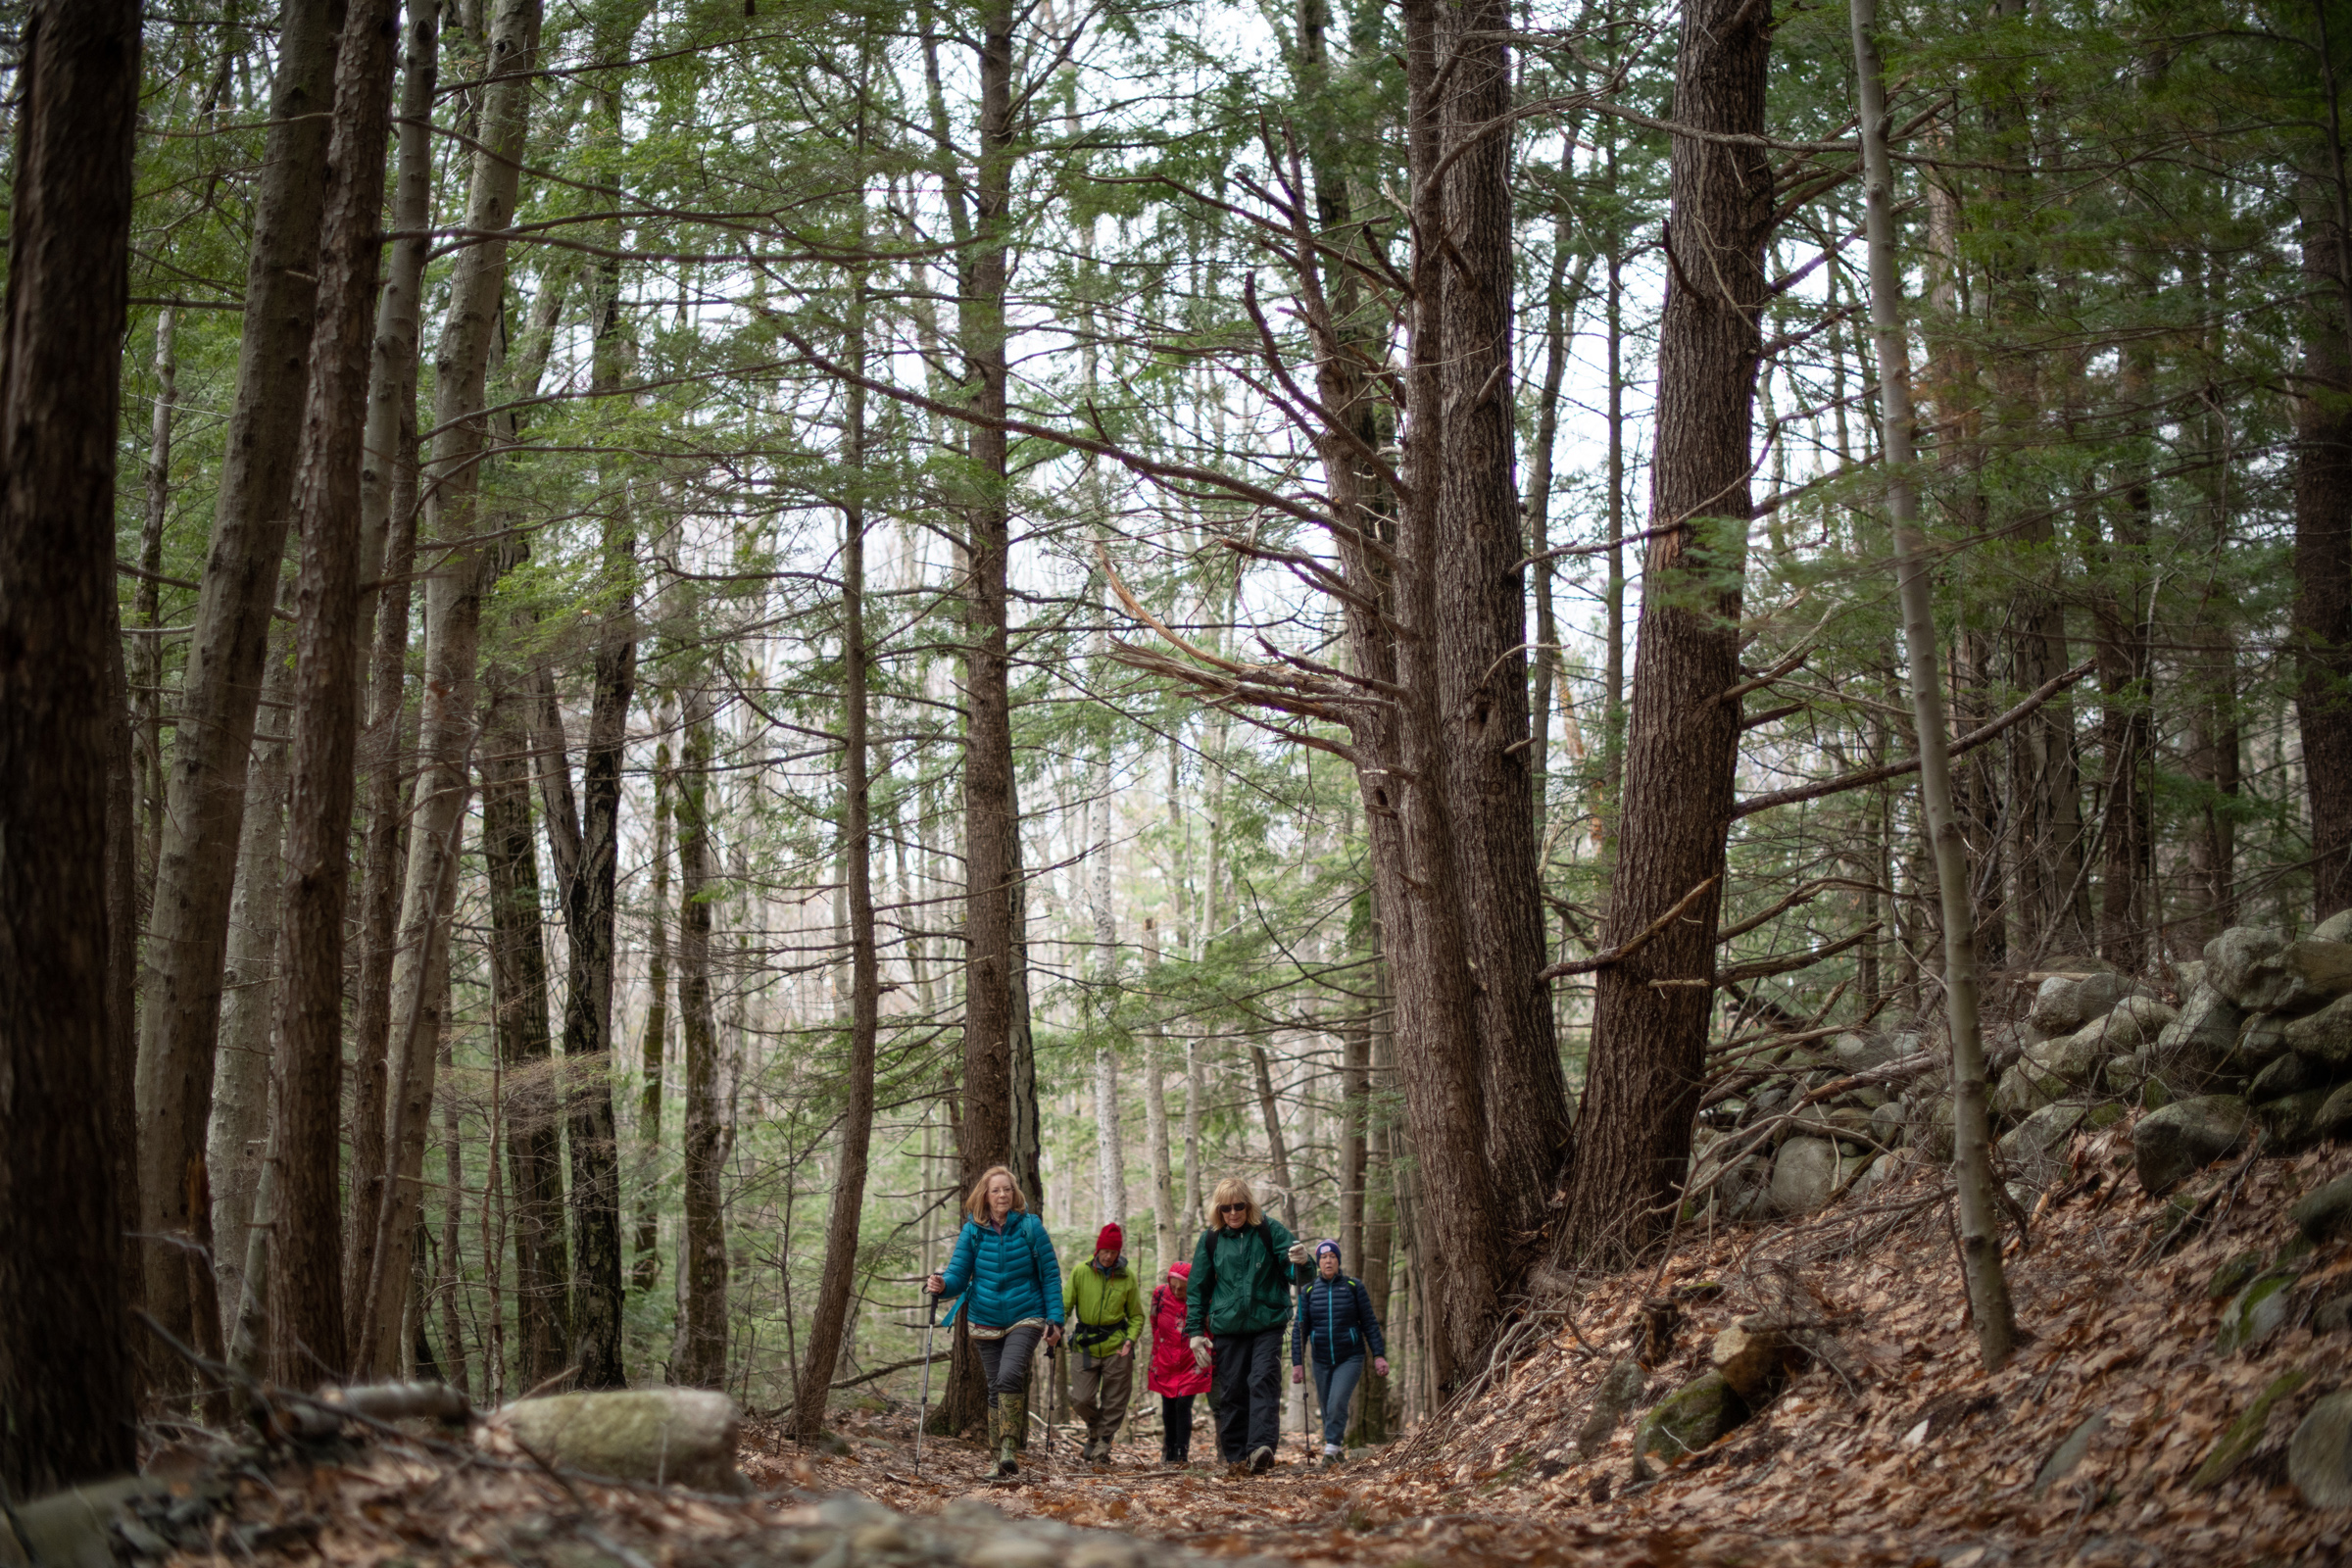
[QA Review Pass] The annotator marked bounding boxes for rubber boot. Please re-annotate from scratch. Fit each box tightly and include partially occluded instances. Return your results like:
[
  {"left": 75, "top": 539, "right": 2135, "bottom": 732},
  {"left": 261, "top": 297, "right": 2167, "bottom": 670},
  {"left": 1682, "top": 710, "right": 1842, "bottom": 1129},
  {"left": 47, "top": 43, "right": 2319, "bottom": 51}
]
[{"left": 999, "top": 1387, "right": 1026, "bottom": 1475}]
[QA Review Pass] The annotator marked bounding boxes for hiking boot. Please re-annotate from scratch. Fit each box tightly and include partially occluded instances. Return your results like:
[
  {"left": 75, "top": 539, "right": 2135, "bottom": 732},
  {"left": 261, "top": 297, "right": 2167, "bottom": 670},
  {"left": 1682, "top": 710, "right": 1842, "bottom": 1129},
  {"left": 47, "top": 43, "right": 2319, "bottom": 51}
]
[
  {"left": 1248, "top": 1445, "right": 1274, "bottom": 1474},
  {"left": 1321, "top": 1449, "right": 1345, "bottom": 1469}
]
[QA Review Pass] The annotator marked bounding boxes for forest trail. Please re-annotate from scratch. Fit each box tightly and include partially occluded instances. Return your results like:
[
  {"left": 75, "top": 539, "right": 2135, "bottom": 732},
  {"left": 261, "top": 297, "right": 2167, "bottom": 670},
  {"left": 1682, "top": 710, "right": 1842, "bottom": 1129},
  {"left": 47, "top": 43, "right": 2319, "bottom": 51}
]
[
  {"left": 59, "top": 1141, "right": 2347, "bottom": 1568},
  {"left": 757, "top": 1138, "right": 2352, "bottom": 1567}
]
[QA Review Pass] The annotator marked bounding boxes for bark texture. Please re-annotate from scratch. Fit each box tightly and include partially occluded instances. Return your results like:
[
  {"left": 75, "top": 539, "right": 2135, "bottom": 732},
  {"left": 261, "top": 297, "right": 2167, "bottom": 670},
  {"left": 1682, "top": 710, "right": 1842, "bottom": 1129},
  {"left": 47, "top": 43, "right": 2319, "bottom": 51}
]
[
  {"left": 1432, "top": 0, "right": 1574, "bottom": 1242},
  {"left": 345, "top": 0, "right": 438, "bottom": 1319},
  {"left": 482, "top": 691, "right": 570, "bottom": 1388},
  {"left": 790, "top": 382, "right": 881, "bottom": 1439},
  {"left": 676, "top": 690, "right": 729, "bottom": 1388},
  {"left": 1558, "top": 0, "right": 1769, "bottom": 1264},
  {"left": 2296, "top": 203, "right": 2352, "bottom": 920},
  {"left": 361, "top": 0, "right": 542, "bottom": 1375},
  {"left": 0, "top": 0, "right": 143, "bottom": 1490},
  {"left": 136, "top": 0, "right": 339, "bottom": 1381},
  {"left": 267, "top": 0, "right": 404, "bottom": 1385}
]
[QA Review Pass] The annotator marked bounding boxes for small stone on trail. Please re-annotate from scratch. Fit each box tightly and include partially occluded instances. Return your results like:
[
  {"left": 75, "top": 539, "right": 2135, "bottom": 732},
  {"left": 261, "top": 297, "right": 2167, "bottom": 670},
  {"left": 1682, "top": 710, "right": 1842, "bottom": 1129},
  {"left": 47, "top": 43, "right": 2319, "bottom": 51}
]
[
  {"left": 1709, "top": 1321, "right": 1790, "bottom": 1405},
  {"left": 1577, "top": 1357, "right": 1647, "bottom": 1460},
  {"left": 2214, "top": 1272, "right": 2297, "bottom": 1355},
  {"left": 2033, "top": 1410, "right": 2104, "bottom": 1495}
]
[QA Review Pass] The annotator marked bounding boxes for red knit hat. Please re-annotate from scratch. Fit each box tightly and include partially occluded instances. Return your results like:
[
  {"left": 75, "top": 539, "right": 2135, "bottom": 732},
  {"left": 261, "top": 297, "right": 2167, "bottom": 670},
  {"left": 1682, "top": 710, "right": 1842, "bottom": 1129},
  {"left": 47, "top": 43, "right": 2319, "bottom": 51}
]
[{"left": 1096, "top": 1222, "right": 1123, "bottom": 1253}]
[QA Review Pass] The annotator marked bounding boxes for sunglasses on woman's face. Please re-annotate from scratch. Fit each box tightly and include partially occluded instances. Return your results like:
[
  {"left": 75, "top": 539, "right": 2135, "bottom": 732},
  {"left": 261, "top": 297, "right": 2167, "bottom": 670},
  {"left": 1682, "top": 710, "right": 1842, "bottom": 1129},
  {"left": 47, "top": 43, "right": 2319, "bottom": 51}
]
[{"left": 1219, "top": 1203, "right": 1249, "bottom": 1213}]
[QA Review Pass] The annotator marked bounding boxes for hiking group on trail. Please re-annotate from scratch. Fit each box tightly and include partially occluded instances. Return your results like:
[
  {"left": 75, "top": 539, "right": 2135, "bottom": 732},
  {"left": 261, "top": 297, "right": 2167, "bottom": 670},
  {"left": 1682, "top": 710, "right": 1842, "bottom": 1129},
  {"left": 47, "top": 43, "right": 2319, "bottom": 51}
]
[{"left": 925, "top": 1172, "right": 1385, "bottom": 1478}]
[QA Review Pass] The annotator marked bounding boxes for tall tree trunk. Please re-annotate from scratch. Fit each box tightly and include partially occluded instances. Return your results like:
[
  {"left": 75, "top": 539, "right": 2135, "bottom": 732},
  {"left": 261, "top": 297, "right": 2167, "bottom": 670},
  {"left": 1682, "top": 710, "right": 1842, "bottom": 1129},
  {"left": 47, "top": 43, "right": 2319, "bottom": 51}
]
[
  {"left": 790, "top": 323, "right": 880, "bottom": 1438},
  {"left": 137, "top": 0, "right": 339, "bottom": 1388},
  {"left": 677, "top": 688, "right": 728, "bottom": 1387},
  {"left": 267, "top": 0, "right": 404, "bottom": 1385},
  {"left": 135, "top": 307, "right": 176, "bottom": 904},
  {"left": 1092, "top": 764, "right": 1126, "bottom": 1230},
  {"left": 548, "top": 14, "right": 644, "bottom": 1378},
  {"left": 1849, "top": 0, "right": 2016, "bottom": 1368},
  {"left": 481, "top": 691, "right": 569, "bottom": 1388},
  {"left": 1431, "top": 0, "right": 1574, "bottom": 1243},
  {"left": 552, "top": 588, "right": 639, "bottom": 1390},
  {"left": 1141, "top": 918, "right": 1177, "bottom": 1274},
  {"left": 209, "top": 620, "right": 293, "bottom": 1332},
  {"left": 634, "top": 722, "right": 673, "bottom": 1294},
  {"left": 361, "top": 0, "right": 542, "bottom": 1376},
  {"left": 346, "top": 0, "right": 438, "bottom": 1323},
  {"left": 2295, "top": 195, "right": 2352, "bottom": 921},
  {"left": 437, "top": 1026, "right": 469, "bottom": 1399},
  {"left": 1249, "top": 1046, "right": 1297, "bottom": 1229},
  {"left": 1352, "top": 953, "right": 1396, "bottom": 1444},
  {"left": 1558, "top": 0, "right": 1769, "bottom": 1265},
  {"left": 0, "top": 0, "right": 142, "bottom": 1490}
]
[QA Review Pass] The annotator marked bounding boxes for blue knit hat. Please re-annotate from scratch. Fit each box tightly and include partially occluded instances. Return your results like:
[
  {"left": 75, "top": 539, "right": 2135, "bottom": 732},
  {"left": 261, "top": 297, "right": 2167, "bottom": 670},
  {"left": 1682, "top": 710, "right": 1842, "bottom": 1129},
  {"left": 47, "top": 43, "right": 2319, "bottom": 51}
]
[{"left": 1314, "top": 1240, "right": 1342, "bottom": 1261}]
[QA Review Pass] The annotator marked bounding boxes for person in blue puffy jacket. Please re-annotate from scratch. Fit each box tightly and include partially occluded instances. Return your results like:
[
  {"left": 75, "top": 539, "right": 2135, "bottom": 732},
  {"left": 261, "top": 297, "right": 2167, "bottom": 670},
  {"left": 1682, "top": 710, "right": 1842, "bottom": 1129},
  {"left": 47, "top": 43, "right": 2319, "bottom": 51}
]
[
  {"left": 924, "top": 1165, "right": 1064, "bottom": 1477},
  {"left": 1289, "top": 1240, "right": 1388, "bottom": 1466}
]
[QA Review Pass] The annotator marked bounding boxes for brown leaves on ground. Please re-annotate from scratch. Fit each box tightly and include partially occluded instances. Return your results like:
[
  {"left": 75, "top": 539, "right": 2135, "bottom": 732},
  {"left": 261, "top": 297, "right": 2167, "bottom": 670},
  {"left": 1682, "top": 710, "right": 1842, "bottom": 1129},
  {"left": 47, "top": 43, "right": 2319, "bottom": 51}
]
[{"left": 759, "top": 1134, "right": 2352, "bottom": 1566}]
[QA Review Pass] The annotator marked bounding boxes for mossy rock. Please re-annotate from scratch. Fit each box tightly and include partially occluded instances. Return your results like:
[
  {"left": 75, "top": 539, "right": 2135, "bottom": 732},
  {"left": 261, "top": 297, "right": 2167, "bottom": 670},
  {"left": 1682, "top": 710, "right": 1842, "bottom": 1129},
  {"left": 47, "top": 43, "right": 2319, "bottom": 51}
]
[
  {"left": 1631, "top": 1371, "right": 1748, "bottom": 1477},
  {"left": 2215, "top": 1271, "right": 2297, "bottom": 1356},
  {"left": 2191, "top": 1370, "right": 2308, "bottom": 1490},
  {"left": 2206, "top": 1250, "right": 2264, "bottom": 1300}
]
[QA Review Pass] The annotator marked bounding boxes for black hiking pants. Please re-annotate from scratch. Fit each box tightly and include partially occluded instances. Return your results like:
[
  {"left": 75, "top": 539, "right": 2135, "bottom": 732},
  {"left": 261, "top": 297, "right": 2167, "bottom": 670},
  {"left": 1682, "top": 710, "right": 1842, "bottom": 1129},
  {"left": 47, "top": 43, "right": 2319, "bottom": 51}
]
[{"left": 1211, "top": 1326, "right": 1283, "bottom": 1463}]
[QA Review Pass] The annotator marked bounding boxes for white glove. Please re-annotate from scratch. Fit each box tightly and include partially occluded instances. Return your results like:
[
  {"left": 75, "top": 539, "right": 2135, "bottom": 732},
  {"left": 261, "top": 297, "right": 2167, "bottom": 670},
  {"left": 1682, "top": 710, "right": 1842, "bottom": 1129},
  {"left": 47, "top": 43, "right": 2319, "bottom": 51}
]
[
  {"left": 1287, "top": 1242, "right": 1314, "bottom": 1266},
  {"left": 1190, "top": 1336, "right": 1213, "bottom": 1373}
]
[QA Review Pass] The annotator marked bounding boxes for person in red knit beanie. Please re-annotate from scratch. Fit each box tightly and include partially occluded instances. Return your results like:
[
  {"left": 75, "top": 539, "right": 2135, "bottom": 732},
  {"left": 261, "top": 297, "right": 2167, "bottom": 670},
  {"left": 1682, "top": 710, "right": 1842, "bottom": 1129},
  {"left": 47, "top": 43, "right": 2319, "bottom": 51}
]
[{"left": 1061, "top": 1222, "right": 1144, "bottom": 1463}]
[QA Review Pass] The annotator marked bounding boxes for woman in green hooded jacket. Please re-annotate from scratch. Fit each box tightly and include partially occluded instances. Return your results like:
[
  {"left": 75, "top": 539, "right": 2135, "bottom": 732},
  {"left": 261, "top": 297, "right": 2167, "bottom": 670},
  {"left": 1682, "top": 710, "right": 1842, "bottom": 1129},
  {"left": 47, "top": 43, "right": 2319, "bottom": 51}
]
[{"left": 1183, "top": 1177, "right": 1310, "bottom": 1472}]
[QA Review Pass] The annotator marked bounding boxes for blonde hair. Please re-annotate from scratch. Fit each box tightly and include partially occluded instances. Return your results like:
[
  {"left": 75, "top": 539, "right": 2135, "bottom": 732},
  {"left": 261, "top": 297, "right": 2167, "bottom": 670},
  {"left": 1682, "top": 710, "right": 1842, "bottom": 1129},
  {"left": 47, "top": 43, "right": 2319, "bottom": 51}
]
[
  {"left": 1207, "top": 1177, "right": 1261, "bottom": 1227},
  {"left": 964, "top": 1164, "right": 1028, "bottom": 1223}
]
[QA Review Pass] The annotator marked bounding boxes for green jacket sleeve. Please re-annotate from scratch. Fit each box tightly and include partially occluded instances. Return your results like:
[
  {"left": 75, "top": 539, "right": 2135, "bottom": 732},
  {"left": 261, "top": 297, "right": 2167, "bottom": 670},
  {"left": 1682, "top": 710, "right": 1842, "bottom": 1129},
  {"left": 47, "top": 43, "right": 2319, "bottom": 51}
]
[
  {"left": 1124, "top": 1271, "right": 1145, "bottom": 1346},
  {"left": 1063, "top": 1262, "right": 1080, "bottom": 1319}
]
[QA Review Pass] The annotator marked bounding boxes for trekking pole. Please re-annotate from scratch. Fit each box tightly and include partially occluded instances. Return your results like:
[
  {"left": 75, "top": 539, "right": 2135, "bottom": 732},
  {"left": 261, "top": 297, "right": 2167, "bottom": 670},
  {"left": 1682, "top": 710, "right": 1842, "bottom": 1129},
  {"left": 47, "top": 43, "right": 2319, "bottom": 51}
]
[
  {"left": 1045, "top": 1339, "right": 1058, "bottom": 1460},
  {"left": 915, "top": 1292, "right": 938, "bottom": 1477}
]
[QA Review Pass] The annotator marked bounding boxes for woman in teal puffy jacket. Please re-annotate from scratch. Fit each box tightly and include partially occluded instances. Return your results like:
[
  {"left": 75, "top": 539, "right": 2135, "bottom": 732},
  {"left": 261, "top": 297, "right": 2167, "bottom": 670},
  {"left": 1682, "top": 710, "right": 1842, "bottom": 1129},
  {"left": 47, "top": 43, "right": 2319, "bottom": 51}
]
[{"left": 925, "top": 1165, "right": 1063, "bottom": 1477}]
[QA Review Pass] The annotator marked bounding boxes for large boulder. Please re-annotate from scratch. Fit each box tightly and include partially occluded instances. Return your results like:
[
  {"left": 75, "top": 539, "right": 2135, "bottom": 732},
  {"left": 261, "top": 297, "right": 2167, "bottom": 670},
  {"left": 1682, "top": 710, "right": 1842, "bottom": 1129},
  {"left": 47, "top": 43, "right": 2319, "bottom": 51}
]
[
  {"left": 2030, "top": 969, "right": 2126, "bottom": 1036},
  {"left": 1632, "top": 1371, "right": 1747, "bottom": 1475},
  {"left": 2320, "top": 1083, "right": 2352, "bottom": 1145},
  {"left": 1769, "top": 1137, "right": 1839, "bottom": 1215},
  {"left": 2291, "top": 1173, "right": 2352, "bottom": 1246},
  {"left": 2289, "top": 1390, "right": 2352, "bottom": 1510},
  {"left": 2101, "top": 994, "right": 2178, "bottom": 1053},
  {"left": 1993, "top": 1051, "right": 2069, "bottom": 1122},
  {"left": 2000, "top": 1102, "right": 2088, "bottom": 1183},
  {"left": 2231, "top": 940, "right": 2352, "bottom": 1015},
  {"left": 2150, "top": 986, "right": 2247, "bottom": 1087},
  {"left": 1575, "top": 1358, "right": 1648, "bottom": 1460},
  {"left": 2205, "top": 927, "right": 2286, "bottom": 1008},
  {"left": 2247, "top": 1051, "right": 2326, "bottom": 1101},
  {"left": 1720, "top": 1153, "right": 1773, "bottom": 1221},
  {"left": 487, "top": 1390, "right": 744, "bottom": 1491},
  {"left": 2283, "top": 994, "right": 2352, "bottom": 1069},
  {"left": 2132, "top": 1096, "right": 2249, "bottom": 1195},
  {"left": 2256, "top": 1087, "right": 2341, "bottom": 1155},
  {"left": 2316, "top": 908, "right": 2352, "bottom": 945},
  {"left": 2231, "top": 1012, "right": 2291, "bottom": 1074},
  {"left": 1830, "top": 1032, "right": 1900, "bottom": 1073}
]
